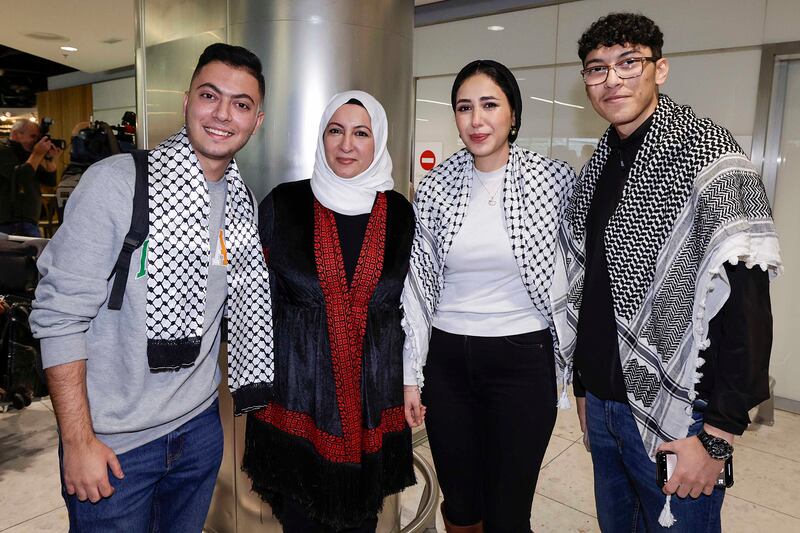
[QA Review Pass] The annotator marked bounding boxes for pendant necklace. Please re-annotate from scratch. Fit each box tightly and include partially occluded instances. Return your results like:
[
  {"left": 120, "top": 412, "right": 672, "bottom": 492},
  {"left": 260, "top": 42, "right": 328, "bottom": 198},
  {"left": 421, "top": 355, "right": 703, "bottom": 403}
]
[{"left": 475, "top": 175, "right": 503, "bottom": 206}]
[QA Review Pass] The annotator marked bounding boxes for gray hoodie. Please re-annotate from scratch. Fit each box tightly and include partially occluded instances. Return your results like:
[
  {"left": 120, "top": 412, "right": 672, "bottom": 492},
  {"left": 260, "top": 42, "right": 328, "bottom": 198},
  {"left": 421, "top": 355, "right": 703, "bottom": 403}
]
[{"left": 30, "top": 153, "right": 228, "bottom": 454}]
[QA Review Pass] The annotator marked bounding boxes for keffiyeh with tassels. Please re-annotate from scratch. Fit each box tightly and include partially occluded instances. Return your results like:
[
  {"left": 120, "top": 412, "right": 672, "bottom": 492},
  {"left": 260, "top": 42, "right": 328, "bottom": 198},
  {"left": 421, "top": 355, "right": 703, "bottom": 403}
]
[
  {"left": 402, "top": 144, "right": 575, "bottom": 392},
  {"left": 552, "top": 94, "right": 782, "bottom": 458},
  {"left": 145, "top": 128, "right": 273, "bottom": 414}
]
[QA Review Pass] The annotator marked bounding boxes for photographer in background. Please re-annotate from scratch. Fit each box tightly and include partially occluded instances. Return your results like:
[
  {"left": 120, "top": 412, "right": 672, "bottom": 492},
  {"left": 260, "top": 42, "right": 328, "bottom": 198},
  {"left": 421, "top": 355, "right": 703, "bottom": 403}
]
[{"left": 0, "top": 119, "right": 62, "bottom": 237}]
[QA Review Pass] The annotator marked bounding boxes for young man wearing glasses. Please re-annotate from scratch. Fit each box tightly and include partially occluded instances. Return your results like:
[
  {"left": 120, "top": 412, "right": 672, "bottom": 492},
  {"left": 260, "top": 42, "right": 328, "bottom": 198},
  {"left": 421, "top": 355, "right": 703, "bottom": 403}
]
[{"left": 555, "top": 12, "right": 781, "bottom": 531}]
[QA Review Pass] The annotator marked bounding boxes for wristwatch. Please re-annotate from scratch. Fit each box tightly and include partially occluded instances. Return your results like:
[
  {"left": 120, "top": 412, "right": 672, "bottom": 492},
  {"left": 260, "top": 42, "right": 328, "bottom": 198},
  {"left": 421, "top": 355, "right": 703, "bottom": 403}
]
[{"left": 697, "top": 430, "right": 734, "bottom": 460}]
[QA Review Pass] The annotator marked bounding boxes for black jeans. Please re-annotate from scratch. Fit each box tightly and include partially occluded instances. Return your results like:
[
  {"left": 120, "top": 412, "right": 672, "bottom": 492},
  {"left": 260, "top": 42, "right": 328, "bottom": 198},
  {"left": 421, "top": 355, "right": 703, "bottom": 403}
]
[{"left": 422, "top": 327, "right": 557, "bottom": 533}]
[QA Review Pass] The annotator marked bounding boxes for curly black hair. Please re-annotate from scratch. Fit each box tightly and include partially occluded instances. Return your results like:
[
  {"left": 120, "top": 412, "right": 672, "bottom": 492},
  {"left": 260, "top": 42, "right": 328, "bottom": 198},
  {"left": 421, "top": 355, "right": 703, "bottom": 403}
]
[{"left": 578, "top": 13, "right": 663, "bottom": 65}]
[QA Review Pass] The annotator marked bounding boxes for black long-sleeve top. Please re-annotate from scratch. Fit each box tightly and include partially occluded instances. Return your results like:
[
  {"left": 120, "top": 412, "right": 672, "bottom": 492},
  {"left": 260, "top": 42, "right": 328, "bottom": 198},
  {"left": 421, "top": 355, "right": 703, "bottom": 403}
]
[
  {"left": 0, "top": 140, "right": 57, "bottom": 225},
  {"left": 573, "top": 116, "right": 772, "bottom": 435}
]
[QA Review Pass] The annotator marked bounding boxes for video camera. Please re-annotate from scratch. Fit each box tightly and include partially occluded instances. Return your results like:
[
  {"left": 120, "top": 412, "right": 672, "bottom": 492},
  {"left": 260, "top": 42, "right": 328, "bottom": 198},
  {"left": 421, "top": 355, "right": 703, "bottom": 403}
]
[{"left": 39, "top": 117, "right": 67, "bottom": 151}]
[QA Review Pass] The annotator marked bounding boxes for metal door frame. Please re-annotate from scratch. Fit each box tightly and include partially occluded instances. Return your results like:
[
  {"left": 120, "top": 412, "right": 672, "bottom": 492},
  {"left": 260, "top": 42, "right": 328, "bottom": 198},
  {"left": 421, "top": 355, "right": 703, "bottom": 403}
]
[
  {"left": 751, "top": 41, "right": 800, "bottom": 414},
  {"left": 751, "top": 41, "right": 800, "bottom": 204}
]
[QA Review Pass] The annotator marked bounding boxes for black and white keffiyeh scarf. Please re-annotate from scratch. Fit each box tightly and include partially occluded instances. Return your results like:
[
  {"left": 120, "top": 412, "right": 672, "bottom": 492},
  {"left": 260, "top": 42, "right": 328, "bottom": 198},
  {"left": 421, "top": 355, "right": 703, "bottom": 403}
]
[
  {"left": 553, "top": 94, "right": 782, "bottom": 458},
  {"left": 402, "top": 144, "right": 575, "bottom": 391},
  {"left": 146, "top": 128, "right": 273, "bottom": 414}
]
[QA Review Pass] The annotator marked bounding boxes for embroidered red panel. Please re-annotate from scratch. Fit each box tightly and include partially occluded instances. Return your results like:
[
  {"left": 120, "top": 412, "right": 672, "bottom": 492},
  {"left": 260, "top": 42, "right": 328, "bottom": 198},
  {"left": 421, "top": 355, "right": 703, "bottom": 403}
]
[
  {"left": 254, "top": 194, "right": 404, "bottom": 463},
  {"left": 255, "top": 403, "right": 406, "bottom": 462}
]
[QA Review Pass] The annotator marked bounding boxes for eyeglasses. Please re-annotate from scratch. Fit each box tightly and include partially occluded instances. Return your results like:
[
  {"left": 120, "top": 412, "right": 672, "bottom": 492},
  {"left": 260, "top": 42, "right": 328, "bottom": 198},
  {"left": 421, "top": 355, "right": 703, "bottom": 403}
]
[{"left": 580, "top": 57, "right": 658, "bottom": 86}]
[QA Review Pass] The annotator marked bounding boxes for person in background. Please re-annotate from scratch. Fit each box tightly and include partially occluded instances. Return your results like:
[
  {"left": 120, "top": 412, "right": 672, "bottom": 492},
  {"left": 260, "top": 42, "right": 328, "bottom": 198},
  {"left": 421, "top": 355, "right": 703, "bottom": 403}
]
[
  {"left": 0, "top": 119, "right": 61, "bottom": 236},
  {"left": 242, "top": 90, "right": 416, "bottom": 533},
  {"left": 402, "top": 59, "right": 576, "bottom": 533},
  {"left": 557, "top": 12, "right": 781, "bottom": 531},
  {"left": 30, "top": 43, "right": 272, "bottom": 532}
]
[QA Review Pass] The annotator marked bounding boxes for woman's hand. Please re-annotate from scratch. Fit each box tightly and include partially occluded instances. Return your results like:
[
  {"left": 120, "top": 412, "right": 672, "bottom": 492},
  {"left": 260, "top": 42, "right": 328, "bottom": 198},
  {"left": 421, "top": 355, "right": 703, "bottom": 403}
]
[{"left": 403, "top": 385, "right": 426, "bottom": 427}]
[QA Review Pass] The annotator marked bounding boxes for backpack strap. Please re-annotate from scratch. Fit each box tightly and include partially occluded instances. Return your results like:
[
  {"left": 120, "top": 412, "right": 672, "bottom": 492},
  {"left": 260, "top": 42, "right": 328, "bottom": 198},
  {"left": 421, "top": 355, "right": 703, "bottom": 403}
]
[{"left": 107, "top": 150, "right": 149, "bottom": 310}]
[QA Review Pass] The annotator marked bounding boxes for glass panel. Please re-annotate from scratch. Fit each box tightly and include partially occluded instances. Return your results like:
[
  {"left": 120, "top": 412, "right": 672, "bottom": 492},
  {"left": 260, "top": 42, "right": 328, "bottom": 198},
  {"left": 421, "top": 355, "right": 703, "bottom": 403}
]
[{"left": 769, "top": 59, "right": 800, "bottom": 403}]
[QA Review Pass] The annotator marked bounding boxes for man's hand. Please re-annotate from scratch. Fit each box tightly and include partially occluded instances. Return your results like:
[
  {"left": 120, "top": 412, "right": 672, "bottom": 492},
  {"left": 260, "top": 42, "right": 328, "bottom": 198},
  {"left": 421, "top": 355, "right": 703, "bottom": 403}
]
[
  {"left": 576, "top": 396, "right": 590, "bottom": 452},
  {"left": 403, "top": 385, "right": 426, "bottom": 428},
  {"left": 46, "top": 360, "right": 123, "bottom": 503},
  {"left": 62, "top": 436, "right": 124, "bottom": 503},
  {"left": 46, "top": 141, "right": 64, "bottom": 164},
  {"left": 26, "top": 136, "right": 55, "bottom": 170},
  {"left": 32, "top": 136, "right": 55, "bottom": 157},
  {"left": 657, "top": 425, "right": 732, "bottom": 498}
]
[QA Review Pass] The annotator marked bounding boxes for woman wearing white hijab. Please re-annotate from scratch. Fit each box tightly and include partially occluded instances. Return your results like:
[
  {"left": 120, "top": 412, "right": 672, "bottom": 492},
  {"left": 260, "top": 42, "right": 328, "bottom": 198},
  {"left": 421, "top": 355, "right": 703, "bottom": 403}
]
[{"left": 242, "top": 91, "right": 416, "bottom": 533}]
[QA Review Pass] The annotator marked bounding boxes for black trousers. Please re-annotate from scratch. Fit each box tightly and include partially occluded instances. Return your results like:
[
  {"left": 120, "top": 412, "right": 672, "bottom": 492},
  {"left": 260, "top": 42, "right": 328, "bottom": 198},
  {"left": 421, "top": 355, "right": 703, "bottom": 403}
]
[{"left": 422, "top": 327, "right": 558, "bottom": 533}]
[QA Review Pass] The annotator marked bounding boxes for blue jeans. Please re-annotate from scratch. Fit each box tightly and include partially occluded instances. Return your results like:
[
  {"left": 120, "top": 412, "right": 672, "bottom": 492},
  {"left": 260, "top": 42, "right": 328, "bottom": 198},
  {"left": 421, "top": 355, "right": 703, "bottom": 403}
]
[
  {"left": 0, "top": 221, "right": 41, "bottom": 237},
  {"left": 585, "top": 392, "right": 725, "bottom": 532},
  {"left": 59, "top": 399, "right": 223, "bottom": 533}
]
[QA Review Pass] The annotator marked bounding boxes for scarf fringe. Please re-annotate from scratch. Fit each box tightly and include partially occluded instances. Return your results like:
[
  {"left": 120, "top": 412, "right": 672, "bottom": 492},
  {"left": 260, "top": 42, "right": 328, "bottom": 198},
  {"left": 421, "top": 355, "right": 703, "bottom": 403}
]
[
  {"left": 558, "top": 368, "right": 571, "bottom": 409},
  {"left": 146, "top": 337, "right": 200, "bottom": 370},
  {"left": 242, "top": 416, "right": 415, "bottom": 530},
  {"left": 659, "top": 495, "right": 676, "bottom": 527}
]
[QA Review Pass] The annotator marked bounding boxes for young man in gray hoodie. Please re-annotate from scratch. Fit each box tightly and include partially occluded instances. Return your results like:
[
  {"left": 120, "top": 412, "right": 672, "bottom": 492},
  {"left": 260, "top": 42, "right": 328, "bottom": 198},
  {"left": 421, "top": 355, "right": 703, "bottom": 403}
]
[{"left": 30, "top": 43, "right": 272, "bottom": 532}]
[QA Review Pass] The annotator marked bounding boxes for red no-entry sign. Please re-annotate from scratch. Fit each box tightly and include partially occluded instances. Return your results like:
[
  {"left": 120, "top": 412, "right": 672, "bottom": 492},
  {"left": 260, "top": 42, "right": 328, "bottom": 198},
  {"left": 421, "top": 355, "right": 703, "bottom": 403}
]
[{"left": 419, "top": 150, "right": 436, "bottom": 171}]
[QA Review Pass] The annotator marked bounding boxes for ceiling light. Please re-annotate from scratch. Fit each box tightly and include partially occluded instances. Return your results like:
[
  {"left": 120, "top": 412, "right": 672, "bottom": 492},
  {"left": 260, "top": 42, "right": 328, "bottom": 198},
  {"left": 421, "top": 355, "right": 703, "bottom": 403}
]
[
  {"left": 416, "top": 118, "right": 430, "bottom": 122},
  {"left": 487, "top": 25, "right": 505, "bottom": 31},
  {"left": 60, "top": 46, "right": 78, "bottom": 52},
  {"left": 553, "top": 99, "right": 584, "bottom": 109},
  {"left": 25, "top": 32, "right": 68, "bottom": 41},
  {"left": 416, "top": 98, "right": 450, "bottom": 106}
]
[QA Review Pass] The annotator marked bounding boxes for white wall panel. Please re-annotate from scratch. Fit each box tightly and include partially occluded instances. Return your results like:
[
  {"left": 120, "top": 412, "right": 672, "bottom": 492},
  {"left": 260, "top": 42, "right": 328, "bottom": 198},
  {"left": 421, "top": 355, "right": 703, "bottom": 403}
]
[
  {"left": 414, "top": 6, "right": 558, "bottom": 77},
  {"left": 555, "top": 0, "right": 766, "bottom": 64},
  {"left": 92, "top": 78, "right": 135, "bottom": 112},
  {"left": 660, "top": 49, "right": 761, "bottom": 154},
  {"left": 764, "top": 0, "right": 800, "bottom": 44},
  {"left": 92, "top": 77, "right": 136, "bottom": 127},
  {"left": 415, "top": 76, "right": 462, "bottom": 160}
]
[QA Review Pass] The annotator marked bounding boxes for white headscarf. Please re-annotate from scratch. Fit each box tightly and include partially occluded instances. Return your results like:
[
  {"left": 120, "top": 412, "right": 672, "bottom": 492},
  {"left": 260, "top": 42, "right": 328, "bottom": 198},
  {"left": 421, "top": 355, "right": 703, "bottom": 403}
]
[{"left": 310, "top": 90, "right": 394, "bottom": 215}]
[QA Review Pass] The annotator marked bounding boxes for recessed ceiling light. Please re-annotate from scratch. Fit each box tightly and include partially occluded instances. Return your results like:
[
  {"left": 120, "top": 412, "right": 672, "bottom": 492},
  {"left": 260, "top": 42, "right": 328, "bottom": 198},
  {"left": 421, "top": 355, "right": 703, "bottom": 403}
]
[
  {"left": 25, "top": 32, "right": 68, "bottom": 41},
  {"left": 60, "top": 46, "right": 78, "bottom": 52},
  {"left": 487, "top": 25, "right": 505, "bottom": 31}
]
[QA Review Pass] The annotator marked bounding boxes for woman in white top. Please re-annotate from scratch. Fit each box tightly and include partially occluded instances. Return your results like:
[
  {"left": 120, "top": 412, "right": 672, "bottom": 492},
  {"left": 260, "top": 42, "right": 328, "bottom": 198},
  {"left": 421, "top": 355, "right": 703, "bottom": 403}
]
[{"left": 401, "top": 60, "right": 576, "bottom": 532}]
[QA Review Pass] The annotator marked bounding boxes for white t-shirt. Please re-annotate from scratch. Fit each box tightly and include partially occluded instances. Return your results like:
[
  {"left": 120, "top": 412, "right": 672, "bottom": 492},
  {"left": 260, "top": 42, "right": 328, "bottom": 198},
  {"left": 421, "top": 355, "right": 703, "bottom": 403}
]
[{"left": 433, "top": 165, "right": 549, "bottom": 336}]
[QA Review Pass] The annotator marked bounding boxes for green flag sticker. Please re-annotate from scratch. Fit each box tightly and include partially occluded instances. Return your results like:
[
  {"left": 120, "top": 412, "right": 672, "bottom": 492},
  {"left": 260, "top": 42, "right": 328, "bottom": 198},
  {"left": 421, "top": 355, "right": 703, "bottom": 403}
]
[{"left": 136, "top": 239, "right": 149, "bottom": 279}]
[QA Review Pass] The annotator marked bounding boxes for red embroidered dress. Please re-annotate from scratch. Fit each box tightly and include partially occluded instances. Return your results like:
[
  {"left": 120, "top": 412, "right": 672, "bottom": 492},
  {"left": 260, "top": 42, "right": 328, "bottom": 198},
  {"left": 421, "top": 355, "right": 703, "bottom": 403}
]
[{"left": 242, "top": 180, "right": 415, "bottom": 529}]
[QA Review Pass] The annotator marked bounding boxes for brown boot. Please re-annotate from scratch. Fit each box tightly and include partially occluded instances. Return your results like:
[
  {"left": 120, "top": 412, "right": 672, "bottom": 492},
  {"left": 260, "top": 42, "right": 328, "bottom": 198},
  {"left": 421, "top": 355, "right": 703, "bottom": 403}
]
[{"left": 440, "top": 502, "right": 484, "bottom": 533}]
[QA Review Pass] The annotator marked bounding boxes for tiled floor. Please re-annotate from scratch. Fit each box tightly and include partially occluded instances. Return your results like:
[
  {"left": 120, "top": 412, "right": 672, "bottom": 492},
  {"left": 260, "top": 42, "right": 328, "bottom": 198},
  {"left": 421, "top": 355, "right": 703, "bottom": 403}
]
[{"left": 2, "top": 396, "right": 799, "bottom": 532}]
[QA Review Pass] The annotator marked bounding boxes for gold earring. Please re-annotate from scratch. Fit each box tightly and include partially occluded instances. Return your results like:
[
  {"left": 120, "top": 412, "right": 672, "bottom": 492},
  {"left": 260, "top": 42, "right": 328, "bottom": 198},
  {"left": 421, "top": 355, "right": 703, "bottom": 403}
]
[{"left": 510, "top": 127, "right": 518, "bottom": 137}]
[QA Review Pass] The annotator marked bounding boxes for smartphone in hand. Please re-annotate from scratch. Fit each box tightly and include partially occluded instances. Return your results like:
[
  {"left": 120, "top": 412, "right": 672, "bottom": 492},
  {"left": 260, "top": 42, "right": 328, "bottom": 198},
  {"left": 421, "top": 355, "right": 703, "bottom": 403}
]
[{"left": 656, "top": 451, "right": 734, "bottom": 488}]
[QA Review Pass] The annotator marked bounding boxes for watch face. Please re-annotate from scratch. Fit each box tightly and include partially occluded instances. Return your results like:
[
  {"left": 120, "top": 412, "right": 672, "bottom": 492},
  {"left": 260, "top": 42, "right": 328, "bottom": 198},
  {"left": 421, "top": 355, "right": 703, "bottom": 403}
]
[{"left": 701, "top": 432, "right": 733, "bottom": 459}]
